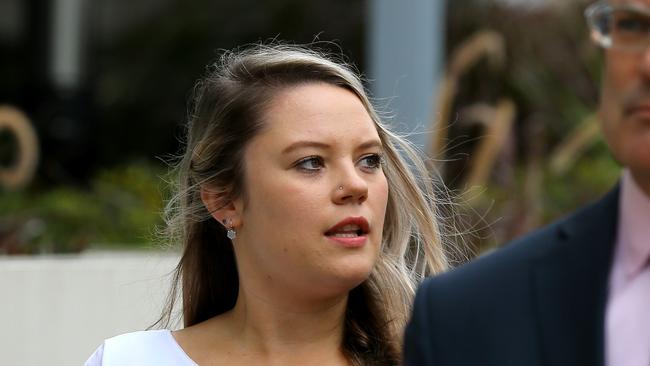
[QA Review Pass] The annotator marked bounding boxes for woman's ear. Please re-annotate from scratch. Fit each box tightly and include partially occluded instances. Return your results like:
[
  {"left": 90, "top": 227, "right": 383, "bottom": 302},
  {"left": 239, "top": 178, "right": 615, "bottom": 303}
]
[{"left": 200, "top": 185, "right": 241, "bottom": 228}]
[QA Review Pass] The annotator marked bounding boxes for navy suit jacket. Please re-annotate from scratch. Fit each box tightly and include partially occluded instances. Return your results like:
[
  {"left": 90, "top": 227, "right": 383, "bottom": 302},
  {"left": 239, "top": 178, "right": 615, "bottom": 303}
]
[{"left": 404, "top": 187, "right": 619, "bottom": 366}]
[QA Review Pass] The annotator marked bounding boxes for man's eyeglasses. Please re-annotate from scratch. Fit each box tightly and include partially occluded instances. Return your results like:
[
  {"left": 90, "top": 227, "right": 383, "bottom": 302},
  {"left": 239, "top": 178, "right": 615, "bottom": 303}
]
[{"left": 585, "top": 1, "right": 650, "bottom": 52}]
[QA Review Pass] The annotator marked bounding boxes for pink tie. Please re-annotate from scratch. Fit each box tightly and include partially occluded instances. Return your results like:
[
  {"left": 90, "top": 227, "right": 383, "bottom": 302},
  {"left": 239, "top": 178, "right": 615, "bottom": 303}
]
[{"left": 606, "top": 264, "right": 650, "bottom": 366}]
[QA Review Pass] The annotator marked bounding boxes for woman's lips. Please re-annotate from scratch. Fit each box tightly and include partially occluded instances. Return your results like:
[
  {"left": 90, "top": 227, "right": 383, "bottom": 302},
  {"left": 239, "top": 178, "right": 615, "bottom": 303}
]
[
  {"left": 325, "top": 216, "right": 369, "bottom": 247},
  {"left": 625, "top": 104, "right": 650, "bottom": 120},
  {"left": 327, "top": 235, "right": 367, "bottom": 247}
]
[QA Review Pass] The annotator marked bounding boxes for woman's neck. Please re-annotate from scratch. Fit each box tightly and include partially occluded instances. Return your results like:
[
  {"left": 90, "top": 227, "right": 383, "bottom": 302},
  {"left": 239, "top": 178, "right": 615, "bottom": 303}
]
[
  {"left": 178, "top": 285, "right": 351, "bottom": 365},
  {"left": 226, "top": 286, "right": 348, "bottom": 359}
]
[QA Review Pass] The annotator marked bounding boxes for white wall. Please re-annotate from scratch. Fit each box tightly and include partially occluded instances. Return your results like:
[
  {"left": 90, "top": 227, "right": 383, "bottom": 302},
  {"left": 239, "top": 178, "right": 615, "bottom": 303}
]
[{"left": 0, "top": 251, "right": 180, "bottom": 366}]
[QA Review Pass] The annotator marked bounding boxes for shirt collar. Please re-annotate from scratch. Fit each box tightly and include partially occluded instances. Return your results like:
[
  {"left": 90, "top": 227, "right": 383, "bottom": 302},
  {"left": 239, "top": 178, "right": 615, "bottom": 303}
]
[{"left": 618, "top": 169, "right": 650, "bottom": 278}]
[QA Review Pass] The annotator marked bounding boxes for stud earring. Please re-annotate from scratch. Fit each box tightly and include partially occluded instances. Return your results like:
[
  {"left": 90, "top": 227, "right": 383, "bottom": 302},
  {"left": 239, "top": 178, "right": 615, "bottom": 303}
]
[{"left": 227, "top": 228, "right": 237, "bottom": 240}]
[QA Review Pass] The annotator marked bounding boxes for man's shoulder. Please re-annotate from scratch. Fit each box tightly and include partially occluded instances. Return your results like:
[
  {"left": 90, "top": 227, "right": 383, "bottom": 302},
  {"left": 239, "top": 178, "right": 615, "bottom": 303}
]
[
  {"left": 419, "top": 221, "right": 558, "bottom": 300},
  {"left": 420, "top": 186, "right": 619, "bottom": 299}
]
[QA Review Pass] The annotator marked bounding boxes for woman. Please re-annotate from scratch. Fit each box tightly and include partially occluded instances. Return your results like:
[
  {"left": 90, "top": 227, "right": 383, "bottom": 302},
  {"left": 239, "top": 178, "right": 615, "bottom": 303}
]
[{"left": 85, "top": 43, "right": 450, "bottom": 365}]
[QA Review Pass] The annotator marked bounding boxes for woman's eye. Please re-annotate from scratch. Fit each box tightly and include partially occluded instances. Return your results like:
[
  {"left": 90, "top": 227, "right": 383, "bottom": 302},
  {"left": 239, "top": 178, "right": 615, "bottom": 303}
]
[
  {"left": 614, "top": 13, "right": 650, "bottom": 35},
  {"left": 295, "top": 156, "right": 324, "bottom": 172},
  {"left": 359, "top": 154, "right": 383, "bottom": 171}
]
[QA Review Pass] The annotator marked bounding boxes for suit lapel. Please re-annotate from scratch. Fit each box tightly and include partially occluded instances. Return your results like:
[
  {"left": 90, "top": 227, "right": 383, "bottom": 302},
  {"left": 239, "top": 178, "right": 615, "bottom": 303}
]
[{"left": 532, "top": 187, "right": 619, "bottom": 366}]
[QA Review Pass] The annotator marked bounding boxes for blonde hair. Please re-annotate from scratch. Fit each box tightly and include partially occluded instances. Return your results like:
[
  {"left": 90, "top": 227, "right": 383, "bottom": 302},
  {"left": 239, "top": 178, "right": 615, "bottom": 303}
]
[{"left": 156, "top": 43, "right": 450, "bottom": 365}]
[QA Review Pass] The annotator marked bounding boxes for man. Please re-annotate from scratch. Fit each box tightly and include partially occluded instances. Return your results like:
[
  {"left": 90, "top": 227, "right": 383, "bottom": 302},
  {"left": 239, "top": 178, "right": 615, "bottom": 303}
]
[{"left": 404, "top": 1, "right": 650, "bottom": 365}]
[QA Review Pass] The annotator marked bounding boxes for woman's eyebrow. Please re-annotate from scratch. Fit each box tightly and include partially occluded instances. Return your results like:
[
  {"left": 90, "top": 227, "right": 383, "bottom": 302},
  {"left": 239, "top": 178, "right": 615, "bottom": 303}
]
[
  {"left": 281, "top": 139, "right": 383, "bottom": 155},
  {"left": 281, "top": 141, "right": 330, "bottom": 155},
  {"left": 357, "top": 140, "right": 383, "bottom": 151}
]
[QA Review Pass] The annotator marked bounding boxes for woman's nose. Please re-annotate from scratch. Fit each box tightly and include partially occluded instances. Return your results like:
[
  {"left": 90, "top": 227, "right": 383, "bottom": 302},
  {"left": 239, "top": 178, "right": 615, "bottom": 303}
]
[
  {"left": 641, "top": 47, "right": 650, "bottom": 81},
  {"left": 333, "top": 167, "right": 368, "bottom": 204}
]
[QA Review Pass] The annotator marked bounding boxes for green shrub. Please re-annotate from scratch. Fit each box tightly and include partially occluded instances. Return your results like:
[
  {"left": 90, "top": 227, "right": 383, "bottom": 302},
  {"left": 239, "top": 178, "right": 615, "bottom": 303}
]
[{"left": 0, "top": 162, "right": 169, "bottom": 254}]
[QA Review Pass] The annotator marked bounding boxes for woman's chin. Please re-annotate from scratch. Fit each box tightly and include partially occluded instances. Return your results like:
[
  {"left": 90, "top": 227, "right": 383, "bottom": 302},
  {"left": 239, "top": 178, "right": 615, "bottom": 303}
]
[{"left": 317, "top": 262, "right": 375, "bottom": 295}]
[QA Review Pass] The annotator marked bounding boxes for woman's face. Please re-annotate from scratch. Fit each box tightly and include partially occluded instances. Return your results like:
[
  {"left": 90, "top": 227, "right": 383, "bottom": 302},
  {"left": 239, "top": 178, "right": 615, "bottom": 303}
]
[{"left": 233, "top": 82, "right": 389, "bottom": 299}]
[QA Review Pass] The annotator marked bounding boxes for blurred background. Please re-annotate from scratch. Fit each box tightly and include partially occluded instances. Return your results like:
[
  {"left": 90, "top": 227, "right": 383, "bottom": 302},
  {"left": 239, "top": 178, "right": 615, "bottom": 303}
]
[{"left": 0, "top": 0, "right": 620, "bottom": 364}]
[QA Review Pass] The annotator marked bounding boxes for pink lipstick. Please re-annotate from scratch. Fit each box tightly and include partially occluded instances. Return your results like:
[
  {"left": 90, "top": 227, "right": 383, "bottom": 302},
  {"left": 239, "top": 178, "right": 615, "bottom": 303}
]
[
  {"left": 626, "top": 102, "right": 650, "bottom": 121},
  {"left": 324, "top": 216, "right": 370, "bottom": 247}
]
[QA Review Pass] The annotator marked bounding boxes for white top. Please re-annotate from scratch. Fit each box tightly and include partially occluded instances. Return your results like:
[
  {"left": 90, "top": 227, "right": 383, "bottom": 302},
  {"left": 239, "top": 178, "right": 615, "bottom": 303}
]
[{"left": 84, "top": 330, "right": 198, "bottom": 366}]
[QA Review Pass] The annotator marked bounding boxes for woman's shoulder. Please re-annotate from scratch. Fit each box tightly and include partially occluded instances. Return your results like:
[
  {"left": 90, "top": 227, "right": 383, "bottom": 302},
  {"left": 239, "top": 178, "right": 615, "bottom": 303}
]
[
  {"left": 103, "top": 329, "right": 175, "bottom": 353},
  {"left": 85, "top": 329, "right": 197, "bottom": 366}
]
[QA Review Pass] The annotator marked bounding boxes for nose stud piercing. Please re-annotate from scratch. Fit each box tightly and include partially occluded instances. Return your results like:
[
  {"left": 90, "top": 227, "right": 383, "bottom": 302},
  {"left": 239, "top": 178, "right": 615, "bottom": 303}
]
[{"left": 338, "top": 186, "right": 343, "bottom": 190}]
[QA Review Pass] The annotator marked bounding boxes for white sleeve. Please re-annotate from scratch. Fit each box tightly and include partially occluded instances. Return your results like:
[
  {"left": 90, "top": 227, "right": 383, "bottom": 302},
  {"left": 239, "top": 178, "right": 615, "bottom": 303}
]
[{"left": 83, "top": 343, "right": 105, "bottom": 366}]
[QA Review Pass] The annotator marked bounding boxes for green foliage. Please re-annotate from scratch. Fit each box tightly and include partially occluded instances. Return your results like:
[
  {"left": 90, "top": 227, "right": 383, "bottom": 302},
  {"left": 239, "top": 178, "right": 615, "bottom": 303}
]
[
  {"left": 460, "top": 139, "right": 620, "bottom": 251},
  {"left": 541, "top": 141, "right": 620, "bottom": 222},
  {"left": 444, "top": 1, "right": 621, "bottom": 254},
  {"left": 0, "top": 162, "right": 168, "bottom": 254}
]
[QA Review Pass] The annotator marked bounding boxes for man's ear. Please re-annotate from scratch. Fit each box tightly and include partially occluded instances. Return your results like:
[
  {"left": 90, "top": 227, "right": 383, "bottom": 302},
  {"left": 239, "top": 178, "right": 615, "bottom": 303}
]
[{"left": 200, "top": 185, "right": 240, "bottom": 228}]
